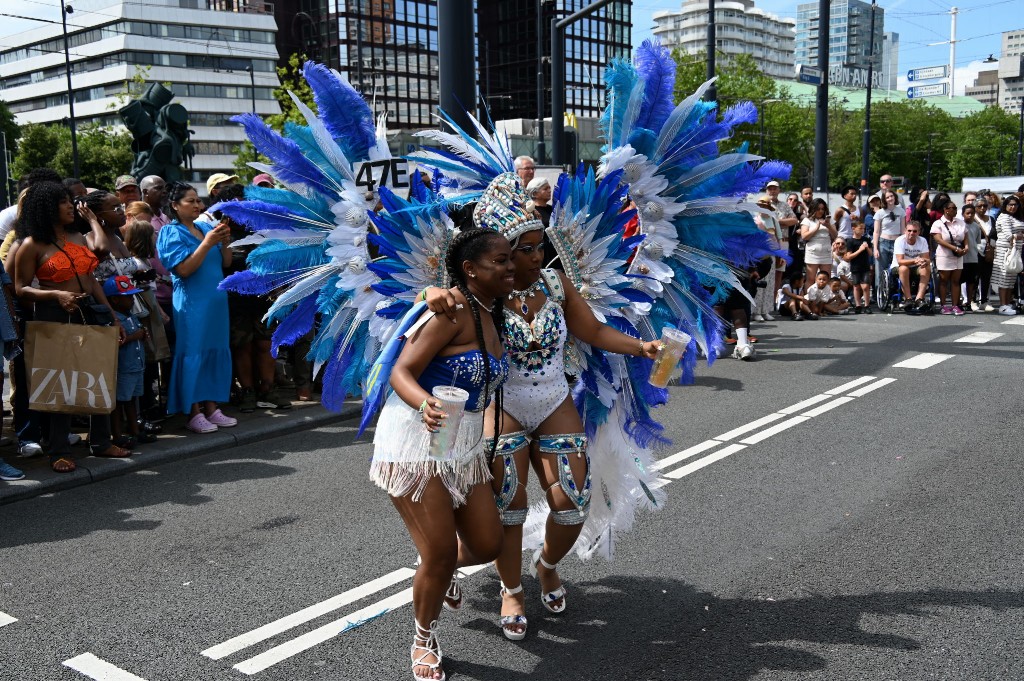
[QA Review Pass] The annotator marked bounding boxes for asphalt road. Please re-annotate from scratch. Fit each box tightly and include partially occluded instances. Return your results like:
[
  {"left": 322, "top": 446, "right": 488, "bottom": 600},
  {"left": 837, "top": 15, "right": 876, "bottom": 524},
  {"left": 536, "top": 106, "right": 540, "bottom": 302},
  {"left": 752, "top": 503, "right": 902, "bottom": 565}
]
[{"left": 1, "top": 310, "right": 1022, "bottom": 681}]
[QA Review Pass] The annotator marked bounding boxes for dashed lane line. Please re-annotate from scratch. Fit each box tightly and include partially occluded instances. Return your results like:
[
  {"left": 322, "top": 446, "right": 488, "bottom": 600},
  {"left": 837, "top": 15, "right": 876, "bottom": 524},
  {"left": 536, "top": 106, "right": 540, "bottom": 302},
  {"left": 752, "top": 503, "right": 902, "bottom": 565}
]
[
  {"left": 663, "top": 443, "right": 747, "bottom": 479},
  {"left": 63, "top": 653, "right": 148, "bottom": 681},
  {"left": 0, "top": 611, "right": 16, "bottom": 628},
  {"left": 824, "top": 375, "right": 877, "bottom": 394},
  {"left": 202, "top": 568, "right": 416, "bottom": 660},
  {"left": 1001, "top": 317, "right": 1024, "bottom": 325},
  {"left": 800, "top": 395, "right": 856, "bottom": 418},
  {"left": 953, "top": 331, "right": 1004, "bottom": 343},
  {"left": 739, "top": 415, "right": 811, "bottom": 446},
  {"left": 892, "top": 352, "right": 954, "bottom": 370},
  {"left": 847, "top": 377, "right": 898, "bottom": 397}
]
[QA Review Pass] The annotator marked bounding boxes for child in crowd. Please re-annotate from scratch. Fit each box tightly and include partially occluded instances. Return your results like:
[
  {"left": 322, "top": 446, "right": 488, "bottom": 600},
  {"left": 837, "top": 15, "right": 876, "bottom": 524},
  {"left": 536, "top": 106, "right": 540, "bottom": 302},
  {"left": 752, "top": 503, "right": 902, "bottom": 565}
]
[
  {"left": 778, "top": 272, "right": 817, "bottom": 320},
  {"left": 805, "top": 270, "right": 834, "bottom": 317},
  {"left": 844, "top": 222, "right": 873, "bottom": 313},
  {"left": 831, "top": 239, "right": 854, "bottom": 294},
  {"left": 125, "top": 201, "right": 154, "bottom": 223},
  {"left": 104, "top": 275, "right": 155, "bottom": 448},
  {"left": 824, "top": 277, "right": 852, "bottom": 315}
]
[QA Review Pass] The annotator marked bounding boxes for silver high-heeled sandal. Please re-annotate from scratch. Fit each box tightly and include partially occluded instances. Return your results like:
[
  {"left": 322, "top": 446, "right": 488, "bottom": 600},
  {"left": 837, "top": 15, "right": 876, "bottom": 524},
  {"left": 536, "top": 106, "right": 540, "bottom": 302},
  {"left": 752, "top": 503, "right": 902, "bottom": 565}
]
[
  {"left": 498, "top": 583, "right": 528, "bottom": 641},
  {"left": 529, "top": 549, "right": 567, "bottom": 614},
  {"left": 410, "top": 618, "right": 445, "bottom": 681}
]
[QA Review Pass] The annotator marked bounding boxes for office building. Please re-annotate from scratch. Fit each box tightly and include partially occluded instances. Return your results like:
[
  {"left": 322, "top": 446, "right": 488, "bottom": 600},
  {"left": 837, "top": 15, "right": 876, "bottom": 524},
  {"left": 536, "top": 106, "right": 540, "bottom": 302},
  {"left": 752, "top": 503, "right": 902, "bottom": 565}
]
[
  {"left": 881, "top": 31, "right": 899, "bottom": 90},
  {"left": 0, "top": 0, "right": 281, "bottom": 187},
  {"left": 965, "top": 31, "right": 1024, "bottom": 111},
  {"left": 795, "top": 0, "right": 885, "bottom": 89},
  {"left": 652, "top": 0, "right": 795, "bottom": 80},
  {"left": 477, "top": 0, "right": 632, "bottom": 126}
]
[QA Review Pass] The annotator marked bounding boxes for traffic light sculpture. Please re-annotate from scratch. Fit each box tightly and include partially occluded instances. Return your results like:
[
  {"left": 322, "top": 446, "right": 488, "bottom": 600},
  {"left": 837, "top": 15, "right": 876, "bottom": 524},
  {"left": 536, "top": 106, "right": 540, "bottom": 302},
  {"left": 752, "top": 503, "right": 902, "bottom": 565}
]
[{"left": 119, "top": 83, "right": 195, "bottom": 182}]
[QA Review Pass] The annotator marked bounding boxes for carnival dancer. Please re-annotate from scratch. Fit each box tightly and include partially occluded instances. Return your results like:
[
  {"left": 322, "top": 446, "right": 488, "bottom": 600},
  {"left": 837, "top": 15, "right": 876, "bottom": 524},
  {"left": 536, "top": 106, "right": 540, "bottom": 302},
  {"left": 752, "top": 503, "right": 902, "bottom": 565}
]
[
  {"left": 372, "top": 227, "right": 513, "bottom": 680},
  {"left": 425, "top": 173, "right": 662, "bottom": 640}
]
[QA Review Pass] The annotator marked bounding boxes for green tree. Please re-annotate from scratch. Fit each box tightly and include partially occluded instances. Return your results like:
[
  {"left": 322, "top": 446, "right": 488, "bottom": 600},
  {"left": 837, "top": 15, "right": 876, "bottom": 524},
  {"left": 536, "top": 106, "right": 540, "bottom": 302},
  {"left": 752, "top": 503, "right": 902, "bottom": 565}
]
[
  {"left": 946, "top": 105, "right": 1018, "bottom": 182},
  {"left": 233, "top": 52, "right": 317, "bottom": 181},
  {"left": 12, "top": 122, "right": 134, "bottom": 189},
  {"left": 0, "top": 99, "right": 18, "bottom": 157}
]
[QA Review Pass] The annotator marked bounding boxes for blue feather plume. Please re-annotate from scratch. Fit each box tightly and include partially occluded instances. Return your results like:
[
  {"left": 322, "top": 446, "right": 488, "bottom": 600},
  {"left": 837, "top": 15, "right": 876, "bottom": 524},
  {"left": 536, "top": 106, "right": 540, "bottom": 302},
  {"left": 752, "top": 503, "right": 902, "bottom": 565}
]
[
  {"left": 270, "top": 293, "right": 318, "bottom": 357},
  {"left": 232, "top": 113, "right": 336, "bottom": 195},
  {"left": 634, "top": 40, "right": 676, "bottom": 134},
  {"left": 208, "top": 199, "right": 325, "bottom": 233},
  {"left": 302, "top": 61, "right": 377, "bottom": 160},
  {"left": 599, "top": 58, "right": 639, "bottom": 146},
  {"left": 247, "top": 240, "right": 330, "bottom": 276}
]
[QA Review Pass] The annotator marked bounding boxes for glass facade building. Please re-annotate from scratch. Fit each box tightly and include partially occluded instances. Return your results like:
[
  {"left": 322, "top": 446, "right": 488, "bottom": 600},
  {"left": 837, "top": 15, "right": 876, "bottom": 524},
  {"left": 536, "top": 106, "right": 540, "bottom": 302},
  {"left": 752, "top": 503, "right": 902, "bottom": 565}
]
[{"left": 795, "top": 0, "right": 886, "bottom": 88}]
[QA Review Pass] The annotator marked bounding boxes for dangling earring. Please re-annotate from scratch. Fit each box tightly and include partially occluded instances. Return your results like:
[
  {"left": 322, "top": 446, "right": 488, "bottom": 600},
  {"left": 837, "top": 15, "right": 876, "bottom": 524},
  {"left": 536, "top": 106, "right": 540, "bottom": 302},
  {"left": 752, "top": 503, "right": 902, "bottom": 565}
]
[{"left": 469, "top": 272, "right": 477, "bottom": 278}]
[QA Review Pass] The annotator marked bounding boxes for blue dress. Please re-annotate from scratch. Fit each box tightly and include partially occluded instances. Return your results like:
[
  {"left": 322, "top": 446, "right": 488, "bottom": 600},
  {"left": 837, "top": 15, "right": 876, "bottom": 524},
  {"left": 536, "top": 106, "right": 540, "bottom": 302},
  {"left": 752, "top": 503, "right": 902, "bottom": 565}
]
[{"left": 156, "top": 220, "right": 231, "bottom": 413}]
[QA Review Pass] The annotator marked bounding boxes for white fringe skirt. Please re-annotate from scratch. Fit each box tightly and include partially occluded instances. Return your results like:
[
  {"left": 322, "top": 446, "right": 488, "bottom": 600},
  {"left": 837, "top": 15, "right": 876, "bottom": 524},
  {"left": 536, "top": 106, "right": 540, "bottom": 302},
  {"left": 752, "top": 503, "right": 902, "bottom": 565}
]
[{"left": 370, "top": 392, "right": 493, "bottom": 507}]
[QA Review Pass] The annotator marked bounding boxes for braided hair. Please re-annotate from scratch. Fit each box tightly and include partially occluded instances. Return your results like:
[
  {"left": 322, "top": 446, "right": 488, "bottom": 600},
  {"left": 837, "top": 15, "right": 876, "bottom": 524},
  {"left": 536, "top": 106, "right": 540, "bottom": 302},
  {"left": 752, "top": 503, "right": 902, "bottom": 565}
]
[
  {"left": 444, "top": 228, "right": 507, "bottom": 460},
  {"left": 164, "top": 181, "right": 197, "bottom": 222}
]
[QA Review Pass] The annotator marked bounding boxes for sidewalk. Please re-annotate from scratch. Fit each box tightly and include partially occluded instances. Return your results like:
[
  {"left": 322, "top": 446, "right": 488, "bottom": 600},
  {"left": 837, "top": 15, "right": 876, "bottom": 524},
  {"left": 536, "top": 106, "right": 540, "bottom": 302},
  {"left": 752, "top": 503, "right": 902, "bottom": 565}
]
[{"left": 0, "top": 399, "right": 362, "bottom": 506}]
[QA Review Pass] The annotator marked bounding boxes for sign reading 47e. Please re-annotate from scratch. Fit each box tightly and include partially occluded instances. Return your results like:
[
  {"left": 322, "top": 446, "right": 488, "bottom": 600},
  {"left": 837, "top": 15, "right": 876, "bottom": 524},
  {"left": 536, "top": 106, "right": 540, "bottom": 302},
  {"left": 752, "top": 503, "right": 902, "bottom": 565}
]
[{"left": 353, "top": 159, "right": 410, "bottom": 192}]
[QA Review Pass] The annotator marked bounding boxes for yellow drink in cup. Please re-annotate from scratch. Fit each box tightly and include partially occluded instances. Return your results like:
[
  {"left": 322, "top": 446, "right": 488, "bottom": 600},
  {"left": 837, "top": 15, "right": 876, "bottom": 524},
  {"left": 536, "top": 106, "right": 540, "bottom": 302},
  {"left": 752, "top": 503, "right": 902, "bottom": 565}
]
[{"left": 648, "top": 328, "right": 691, "bottom": 388}]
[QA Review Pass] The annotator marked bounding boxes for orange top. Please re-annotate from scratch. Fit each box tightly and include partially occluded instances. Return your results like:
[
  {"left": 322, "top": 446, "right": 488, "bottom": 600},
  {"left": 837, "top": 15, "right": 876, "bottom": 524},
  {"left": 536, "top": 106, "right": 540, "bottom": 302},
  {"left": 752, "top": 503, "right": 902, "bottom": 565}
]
[{"left": 35, "top": 240, "right": 99, "bottom": 284}]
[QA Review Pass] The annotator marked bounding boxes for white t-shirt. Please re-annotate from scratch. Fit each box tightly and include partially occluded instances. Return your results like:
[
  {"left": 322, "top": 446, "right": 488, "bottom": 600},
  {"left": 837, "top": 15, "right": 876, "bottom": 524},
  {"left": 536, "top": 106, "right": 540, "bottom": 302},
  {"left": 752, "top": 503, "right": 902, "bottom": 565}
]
[
  {"left": 806, "top": 282, "right": 834, "bottom": 303},
  {"left": 893, "top": 235, "right": 929, "bottom": 267},
  {"left": 832, "top": 257, "right": 852, "bottom": 279},
  {"left": 874, "top": 208, "right": 904, "bottom": 239},
  {"left": 836, "top": 204, "right": 860, "bottom": 240},
  {"left": 777, "top": 283, "right": 802, "bottom": 308},
  {"left": 0, "top": 205, "right": 17, "bottom": 242}
]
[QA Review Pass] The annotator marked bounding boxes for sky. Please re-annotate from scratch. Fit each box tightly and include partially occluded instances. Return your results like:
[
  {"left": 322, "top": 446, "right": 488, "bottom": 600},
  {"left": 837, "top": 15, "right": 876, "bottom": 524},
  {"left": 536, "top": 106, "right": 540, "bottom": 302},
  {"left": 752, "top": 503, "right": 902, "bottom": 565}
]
[
  {"left": 633, "top": 0, "right": 1024, "bottom": 96},
  {"left": 2, "top": 0, "right": 1023, "bottom": 98}
]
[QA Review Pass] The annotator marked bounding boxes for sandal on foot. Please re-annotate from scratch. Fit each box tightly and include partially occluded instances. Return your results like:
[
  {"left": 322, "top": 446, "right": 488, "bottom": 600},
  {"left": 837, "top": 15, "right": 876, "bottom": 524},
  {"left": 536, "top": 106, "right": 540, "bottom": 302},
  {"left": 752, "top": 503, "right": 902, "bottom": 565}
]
[
  {"left": 442, "top": 571, "right": 464, "bottom": 611},
  {"left": 498, "top": 583, "right": 527, "bottom": 641},
  {"left": 112, "top": 435, "right": 136, "bottom": 449},
  {"left": 91, "top": 444, "right": 132, "bottom": 458},
  {"left": 530, "top": 549, "right": 567, "bottom": 614},
  {"left": 410, "top": 619, "right": 445, "bottom": 681},
  {"left": 50, "top": 456, "right": 76, "bottom": 473}
]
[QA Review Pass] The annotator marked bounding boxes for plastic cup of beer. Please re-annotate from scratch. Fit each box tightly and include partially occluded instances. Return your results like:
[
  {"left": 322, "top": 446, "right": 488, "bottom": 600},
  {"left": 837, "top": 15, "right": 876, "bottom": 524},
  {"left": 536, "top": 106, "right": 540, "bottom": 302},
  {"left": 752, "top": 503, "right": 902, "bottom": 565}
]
[
  {"left": 648, "top": 328, "right": 691, "bottom": 388},
  {"left": 429, "top": 385, "right": 470, "bottom": 460}
]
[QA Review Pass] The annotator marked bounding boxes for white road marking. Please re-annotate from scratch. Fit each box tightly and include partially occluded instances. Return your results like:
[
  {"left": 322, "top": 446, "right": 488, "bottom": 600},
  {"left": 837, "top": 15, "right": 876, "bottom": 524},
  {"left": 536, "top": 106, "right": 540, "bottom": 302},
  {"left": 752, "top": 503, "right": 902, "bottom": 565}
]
[
  {"left": 739, "top": 416, "right": 810, "bottom": 445},
  {"left": 953, "top": 331, "right": 1004, "bottom": 343},
  {"left": 1001, "top": 316, "right": 1024, "bottom": 325},
  {"left": 847, "top": 377, "right": 898, "bottom": 397},
  {"left": 234, "top": 588, "right": 415, "bottom": 675},
  {"left": 801, "top": 396, "right": 855, "bottom": 418},
  {"left": 63, "top": 653, "right": 148, "bottom": 680},
  {"left": 0, "top": 611, "right": 16, "bottom": 628},
  {"left": 653, "top": 439, "right": 721, "bottom": 471},
  {"left": 663, "top": 444, "right": 747, "bottom": 479},
  {"left": 202, "top": 567, "right": 416, "bottom": 660},
  {"left": 778, "top": 393, "right": 832, "bottom": 414},
  {"left": 715, "top": 412, "right": 788, "bottom": 441},
  {"left": 892, "top": 352, "right": 954, "bottom": 369},
  {"left": 824, "top": 376, "right": 876, "bottom": 395}
]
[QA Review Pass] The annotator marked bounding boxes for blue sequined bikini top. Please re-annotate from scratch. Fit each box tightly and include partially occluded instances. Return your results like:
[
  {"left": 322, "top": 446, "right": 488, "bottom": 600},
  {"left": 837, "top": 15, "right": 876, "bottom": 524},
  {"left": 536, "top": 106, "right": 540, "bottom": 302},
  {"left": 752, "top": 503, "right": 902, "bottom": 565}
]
[{"left": 419, "top": 349, "right": 510, "bottom": 412}]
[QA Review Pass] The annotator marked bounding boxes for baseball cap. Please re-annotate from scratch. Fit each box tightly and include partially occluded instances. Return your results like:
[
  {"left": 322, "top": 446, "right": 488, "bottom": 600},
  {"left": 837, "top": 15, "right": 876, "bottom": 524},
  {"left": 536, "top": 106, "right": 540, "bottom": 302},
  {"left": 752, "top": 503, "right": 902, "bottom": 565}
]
[
  {"left": 206, "top": 173, "right": 240, "bottom": 194},
  {"left": 114, "top": 175, "right": 139, "bottom": 190},
  {"left": 103, "top": 275, "right": 143, "bottom": 297},
  {"left": 766, "top": 180, "right": 780, "bottom": 188},
  {"left": 252, "top": 173, "right": 274, "bottom": 187}
]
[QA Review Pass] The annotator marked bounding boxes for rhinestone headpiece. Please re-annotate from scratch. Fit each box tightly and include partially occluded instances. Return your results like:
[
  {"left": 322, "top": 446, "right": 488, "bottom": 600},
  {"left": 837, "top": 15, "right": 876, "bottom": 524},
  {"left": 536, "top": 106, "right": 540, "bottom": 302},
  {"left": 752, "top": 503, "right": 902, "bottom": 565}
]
[{"left": 472, "top": 172, "right": 544, "bottom": 242}]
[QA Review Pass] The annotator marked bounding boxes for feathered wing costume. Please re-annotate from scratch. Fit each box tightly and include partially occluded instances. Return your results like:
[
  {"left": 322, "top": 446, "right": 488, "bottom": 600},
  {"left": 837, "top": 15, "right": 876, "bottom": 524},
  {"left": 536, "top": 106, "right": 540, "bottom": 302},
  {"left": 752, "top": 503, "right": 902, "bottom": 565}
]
[{"left": 213, "top": 62, "right": 450, "bottom": 414}]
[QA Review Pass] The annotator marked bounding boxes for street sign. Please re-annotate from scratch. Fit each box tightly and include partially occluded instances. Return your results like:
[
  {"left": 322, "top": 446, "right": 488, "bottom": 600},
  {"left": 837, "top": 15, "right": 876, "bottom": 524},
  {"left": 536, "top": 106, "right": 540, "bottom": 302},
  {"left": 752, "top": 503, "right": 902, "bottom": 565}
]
[
  {"left": 907, "top": 83, "right": 948, "bottom": 99},
  {"left": 796, "top": 65, "right": 822, "bottom": 86},
  {"left": 907, "top": 65, "right": 948, "bottom": 82}
]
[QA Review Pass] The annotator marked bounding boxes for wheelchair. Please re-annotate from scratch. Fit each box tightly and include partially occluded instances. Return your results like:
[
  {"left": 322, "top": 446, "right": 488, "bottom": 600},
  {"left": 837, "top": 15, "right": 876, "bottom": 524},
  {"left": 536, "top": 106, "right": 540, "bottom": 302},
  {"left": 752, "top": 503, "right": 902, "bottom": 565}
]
[{"left": 882, "top": 264, "right": 935, "bottom": 314}]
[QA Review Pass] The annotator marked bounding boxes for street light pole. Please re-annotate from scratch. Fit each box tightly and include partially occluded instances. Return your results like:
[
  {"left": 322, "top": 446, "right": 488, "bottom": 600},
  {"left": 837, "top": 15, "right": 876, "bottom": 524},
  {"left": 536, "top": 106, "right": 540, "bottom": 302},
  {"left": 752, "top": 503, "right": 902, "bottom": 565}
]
[
  {"left": 1017, "top": 97, "right": 1023, "bottom": 176},
  {"left": 536, "top": 0, "right": 547, "bottom": 164},
  {"left": 812, "top": 0, "right": 830, "bottom": 194},
  {"left": 859, "top": 1, "right": 876, "bottom": 200},
  {"left": 245, "top": 65, "right": 256, "bottom": 114},
  {"left": 706, "top": 0, "right": 716, "bottom": 104},
  {"left": 60, "top": 2, "right": 80, "bottom": 179}
]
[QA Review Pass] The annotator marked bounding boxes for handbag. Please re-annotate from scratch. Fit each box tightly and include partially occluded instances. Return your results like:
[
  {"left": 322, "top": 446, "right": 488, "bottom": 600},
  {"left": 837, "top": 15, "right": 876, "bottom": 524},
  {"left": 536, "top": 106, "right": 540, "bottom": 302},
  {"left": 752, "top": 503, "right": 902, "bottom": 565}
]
[
  {"left": 1005, "top": 238, "right": 1023, "bottom": 276},
  {"left": 24, "top": 318, "right": 119, "bottom": 414}
]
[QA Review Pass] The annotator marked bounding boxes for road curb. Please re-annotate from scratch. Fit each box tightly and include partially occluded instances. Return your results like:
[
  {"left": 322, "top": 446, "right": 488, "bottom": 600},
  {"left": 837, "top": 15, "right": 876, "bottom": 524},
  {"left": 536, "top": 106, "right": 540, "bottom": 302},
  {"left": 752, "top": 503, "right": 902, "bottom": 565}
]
[{"left": 0, "top": 402, "right": 362, "bottom": 506}]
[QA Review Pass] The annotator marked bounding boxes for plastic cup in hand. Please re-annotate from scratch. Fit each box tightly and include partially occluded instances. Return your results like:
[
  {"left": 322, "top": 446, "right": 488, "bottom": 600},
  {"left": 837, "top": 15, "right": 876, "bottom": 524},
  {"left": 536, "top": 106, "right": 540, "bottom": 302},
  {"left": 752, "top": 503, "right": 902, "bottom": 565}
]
[
  {"left": 648, "top": 328, "right": 691, "bottom": 388},
  {"left": 429, "top": 385, "right": 470, "bottom": 460}
]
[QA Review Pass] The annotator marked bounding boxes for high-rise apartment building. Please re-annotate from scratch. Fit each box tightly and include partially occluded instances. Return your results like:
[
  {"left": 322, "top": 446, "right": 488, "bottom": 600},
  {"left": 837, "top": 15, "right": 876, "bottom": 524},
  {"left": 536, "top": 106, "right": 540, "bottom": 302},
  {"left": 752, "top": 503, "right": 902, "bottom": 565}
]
[
  {"left": 881, "top": 31, "right": 899, "bottom": 90},
  {"left": 0, "top": 0, "right": 282, "bottom": 186},
  {"left": 966, "top": 30, "right": 1024, "bottom": 111},
  {"left": 795, "top": 0, "right": 885, "bottom": 89},
  {"left": 477, "top": 0, "right": 632, "bottom": 124},
  {"left": 652, "top": 0, "right": 795, "bottom": 80}
]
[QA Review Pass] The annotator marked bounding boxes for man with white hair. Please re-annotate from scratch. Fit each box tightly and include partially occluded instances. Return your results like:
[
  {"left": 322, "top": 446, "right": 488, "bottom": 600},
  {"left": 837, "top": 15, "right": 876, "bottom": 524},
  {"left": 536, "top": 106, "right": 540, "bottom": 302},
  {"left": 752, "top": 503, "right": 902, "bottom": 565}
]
[{"left": 514, "top": 155, "right": 536, "bottom": 186}]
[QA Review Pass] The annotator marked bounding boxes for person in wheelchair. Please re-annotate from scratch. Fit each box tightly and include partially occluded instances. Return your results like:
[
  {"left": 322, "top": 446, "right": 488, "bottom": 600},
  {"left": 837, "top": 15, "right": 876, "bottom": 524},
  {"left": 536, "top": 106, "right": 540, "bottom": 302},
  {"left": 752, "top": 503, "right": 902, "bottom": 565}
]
[{"left": 893, "top": 221, "right": 932, "bottom": 313}]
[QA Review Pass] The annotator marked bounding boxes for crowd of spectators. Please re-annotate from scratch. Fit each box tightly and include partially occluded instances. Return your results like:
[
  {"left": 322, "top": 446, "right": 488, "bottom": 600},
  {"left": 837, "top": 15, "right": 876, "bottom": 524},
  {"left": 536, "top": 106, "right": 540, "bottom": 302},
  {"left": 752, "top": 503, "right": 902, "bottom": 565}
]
[{"left": 0, "top": 169, "right": 315, "bottom": 483}]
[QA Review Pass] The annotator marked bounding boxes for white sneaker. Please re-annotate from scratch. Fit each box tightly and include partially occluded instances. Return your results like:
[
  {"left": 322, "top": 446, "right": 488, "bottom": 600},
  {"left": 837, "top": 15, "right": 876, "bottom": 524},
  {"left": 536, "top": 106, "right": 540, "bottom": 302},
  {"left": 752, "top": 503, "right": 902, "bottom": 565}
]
[
  {"left": 17, "top": 441, "right": 43, "bottom": 458},
  {"left": 984, "top": 304, "right": 995, "bottom": 312},
  {"left": 733, "top": 344, "right": 755, "bottom": 361},
  {"left": 998, "top": 305, "right": 1018, "bottom": 316},
  {"left": 763, "top": 313, "right": 774, "bottom": 321},
  {"left": 752, "top": 314, "right": 765, "bottom": 322},
  {"left": 970, "top": 302, "right": 980, "bottom": 312}
]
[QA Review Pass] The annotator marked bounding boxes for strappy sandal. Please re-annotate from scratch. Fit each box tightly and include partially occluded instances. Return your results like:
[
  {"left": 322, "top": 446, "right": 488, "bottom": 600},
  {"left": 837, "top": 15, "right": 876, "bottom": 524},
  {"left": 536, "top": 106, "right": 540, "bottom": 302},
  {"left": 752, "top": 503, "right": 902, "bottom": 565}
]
[
  {"left": 530, "top": 549, "right": 567, "bottom": 614},
  {"left": 410, "top": 619, "right": 445, "bottom": 681},
  {"left": 442, "top": 572, "right": 463, "bottom": 611},
  {"left": 91, "top": 444, "right": 132, "bottom": 458},
  {"left": 498, "top": 583, "right": 527, "bottom": 641},
  {"left": 50, "top": 456, "right": 76, "bottom": 473}
]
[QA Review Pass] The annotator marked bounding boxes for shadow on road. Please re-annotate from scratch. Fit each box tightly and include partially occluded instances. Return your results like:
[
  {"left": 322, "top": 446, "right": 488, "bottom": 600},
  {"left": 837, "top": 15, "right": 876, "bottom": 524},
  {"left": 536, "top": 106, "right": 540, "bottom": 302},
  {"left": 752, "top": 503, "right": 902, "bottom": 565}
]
[
  {"left": 0, "top": 427, "right": 365, "bottom": 550},
  {"left": 452, "top": 574, "right": 1024, "bottom": 680}
]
